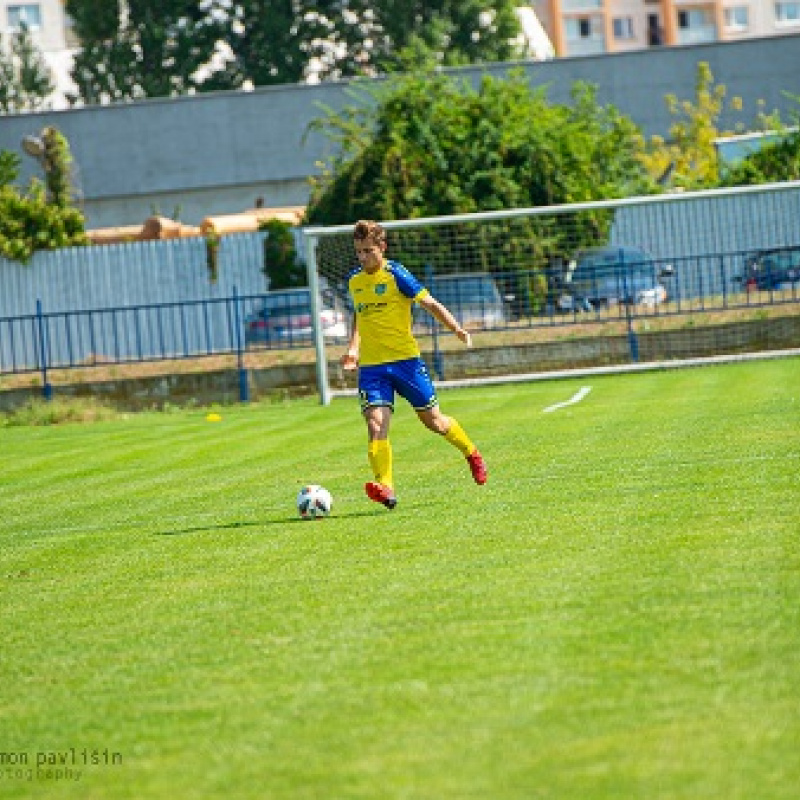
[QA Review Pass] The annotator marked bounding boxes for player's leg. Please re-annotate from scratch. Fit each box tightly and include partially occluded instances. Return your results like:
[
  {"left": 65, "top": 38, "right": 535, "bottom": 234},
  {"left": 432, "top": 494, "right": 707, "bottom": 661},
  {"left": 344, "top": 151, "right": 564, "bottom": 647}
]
[
  {"left": 365, "top": 404, "right": 394, "bottom": 489},
  {"left": 364, "top": 407, "right": 397, "bottom": 508},
  {"left": 416, "top": 406, "right": 487, "bottom": 485},
  {"left": 395, "top": 358, "right": 487, "bottom": 485},
  {"left": 359, "top": 365, "right": 398, "bottom": 509}
]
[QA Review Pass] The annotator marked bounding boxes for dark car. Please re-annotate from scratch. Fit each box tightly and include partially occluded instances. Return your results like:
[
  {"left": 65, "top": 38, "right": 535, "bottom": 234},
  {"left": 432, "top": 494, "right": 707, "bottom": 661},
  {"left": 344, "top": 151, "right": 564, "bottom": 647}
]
[
  {"left": 739, "top": 245, "right": 800, "bottom": 291},
  {"left": 244, "top": 287, "right": 349, "bottom": 346},
  {"left": 556, "top": 246, "right": 673, "bottom": 312}
]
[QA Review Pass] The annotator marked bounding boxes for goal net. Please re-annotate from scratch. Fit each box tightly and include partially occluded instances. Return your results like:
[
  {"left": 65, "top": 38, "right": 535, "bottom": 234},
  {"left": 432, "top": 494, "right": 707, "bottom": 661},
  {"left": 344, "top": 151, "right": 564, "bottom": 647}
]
[{"left": 302, "top": 181, "right": 800, "bottom": 404}]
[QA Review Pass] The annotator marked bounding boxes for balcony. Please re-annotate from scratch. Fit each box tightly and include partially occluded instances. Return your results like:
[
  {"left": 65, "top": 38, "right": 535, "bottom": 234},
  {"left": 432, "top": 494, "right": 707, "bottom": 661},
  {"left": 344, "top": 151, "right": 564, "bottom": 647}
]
[
  {"left": 677, "top": 23, "right": 718, "bottom": 43},
  {"left": 565, "top": 36, "right": 608, "bottom": 55}
]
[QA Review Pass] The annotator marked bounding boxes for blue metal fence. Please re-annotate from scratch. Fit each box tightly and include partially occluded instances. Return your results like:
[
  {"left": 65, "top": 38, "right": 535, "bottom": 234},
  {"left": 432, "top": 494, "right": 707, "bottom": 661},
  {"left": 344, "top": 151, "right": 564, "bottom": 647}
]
[{"left": 2, "top": 244, "right": 798, "bottom": 399}]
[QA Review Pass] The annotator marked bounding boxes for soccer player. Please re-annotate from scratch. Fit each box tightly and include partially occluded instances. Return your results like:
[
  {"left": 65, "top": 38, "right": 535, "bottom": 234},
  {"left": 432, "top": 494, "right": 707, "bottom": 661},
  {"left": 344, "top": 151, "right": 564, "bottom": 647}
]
[{"left": 341, "top": 219, "right": 487, "bottom": 510}]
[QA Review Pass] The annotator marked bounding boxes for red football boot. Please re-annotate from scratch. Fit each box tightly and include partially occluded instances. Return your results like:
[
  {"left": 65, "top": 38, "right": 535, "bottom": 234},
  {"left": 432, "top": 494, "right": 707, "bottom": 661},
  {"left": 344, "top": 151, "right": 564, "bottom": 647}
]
[
  {"left": 466, "top": 449, "right": 487, "bottom": 485},
  {"left": 365, "top": 481, "right": 398, "bottom": 509}
]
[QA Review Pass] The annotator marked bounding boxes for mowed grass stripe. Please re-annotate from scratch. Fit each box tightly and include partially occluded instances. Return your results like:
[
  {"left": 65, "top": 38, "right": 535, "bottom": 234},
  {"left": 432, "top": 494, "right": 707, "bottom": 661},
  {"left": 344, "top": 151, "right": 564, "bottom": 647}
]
[{"left": 3, "top": 402, "right": 365, "bottom": 536}]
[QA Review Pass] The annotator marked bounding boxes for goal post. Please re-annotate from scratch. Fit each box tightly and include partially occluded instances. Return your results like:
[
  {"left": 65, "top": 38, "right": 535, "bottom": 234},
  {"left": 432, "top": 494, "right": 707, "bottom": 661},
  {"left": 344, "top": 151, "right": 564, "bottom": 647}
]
[
  {"left": 304, "top": 228, "right": 335, "bottom": 406},
  {"left": 303, "top": 203, "right": 622, "bottom": 405},
  {"left": 302, "top": 181, "right": 800, "bottom": 405}
]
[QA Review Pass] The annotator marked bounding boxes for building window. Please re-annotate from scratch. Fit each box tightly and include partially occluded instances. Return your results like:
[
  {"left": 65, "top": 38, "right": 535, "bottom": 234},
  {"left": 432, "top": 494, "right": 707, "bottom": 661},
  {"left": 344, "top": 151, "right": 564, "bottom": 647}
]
[
  {"left": 724, "top": 6, "right": 749, "bottom": 28},
  {"left": 613, "top": 17, "right": 635, "bottom": 38},
  {"left": 7, "top": 3, "right": 42, "bottom": 31},
  {"left": 775, "top": 2, "right": 800, "bottom": 22},
  {"left": 678, "top": 8, "right": 711, "bottom": 28},
  {"left": 565, "top": 16, "right": 602, "bottom": 39},
  {"left": 648, "top": 13, "right": 664, "bottom": 44}
]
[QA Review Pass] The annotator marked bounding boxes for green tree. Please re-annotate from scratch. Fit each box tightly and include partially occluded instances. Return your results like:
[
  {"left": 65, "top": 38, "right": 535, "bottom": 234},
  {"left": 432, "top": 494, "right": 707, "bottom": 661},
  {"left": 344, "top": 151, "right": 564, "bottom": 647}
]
[
  {"left": 721, "top": 130, "right": 800, "bottom": 185},
  {"left": 306, "top": 69, "right": 650, "bottom": 226},
  {"left": 66, "top": 0, "right": 224, "bottom": 103},
  {"left": 0, "top": 24, "right": 55, "bottom": 112},
  {"left": 211, "top": 0, "right": 524, "bottom": 87},
  {"left": 0, "top": 151, "right": 21, "bottom": 188},
  {"left": 0, "top": 183, "right": 89, "bottom": 263},
  {"left": 65, "top": 0, "right": 526, "bottom": 100},
  {"left": 720, "top": 96, "right": 800, "bottom": 185},
  {"left": 39, "top": 127, "right": 77, "bottom": 207},
  {"left": 640, "top": 62, "right": 744, "bottom": 190},
  {"left": 305, "top": 69, "right": 652, "bottom": 311},
  {"left": 0, "top": 129, "right": 88, "bottom": 263},
  {"left": 261, "top": 219, "right": 306, "bottom": 289},
  {"left": 307, "top": 0, "right": 525, "bottom": 80},
  {"left": 199, "top": 1, "right": 322, "bottom": 88}
]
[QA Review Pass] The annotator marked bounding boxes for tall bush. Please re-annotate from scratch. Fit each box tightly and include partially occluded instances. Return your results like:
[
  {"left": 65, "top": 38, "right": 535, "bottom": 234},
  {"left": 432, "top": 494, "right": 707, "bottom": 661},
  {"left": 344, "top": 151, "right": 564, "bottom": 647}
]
[
  {"left": 260, "top": 219, "right": 306, "bottom": 289},
  {"left": 305, "top": 68, "right": 652, "bottom": 299},
  {"left": 0, "top": 127, "right": 88, "bottom": 263}
]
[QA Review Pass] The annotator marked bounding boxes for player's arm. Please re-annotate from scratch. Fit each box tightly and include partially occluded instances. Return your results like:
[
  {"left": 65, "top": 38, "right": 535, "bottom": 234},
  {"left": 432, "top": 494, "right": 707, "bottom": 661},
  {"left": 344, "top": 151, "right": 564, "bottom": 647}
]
[
  {"left": 418, "top": 293, "right": 472, "bottom": 347},
  {"left": 341, "top": 316, "right": 360, "bottom": 370}
]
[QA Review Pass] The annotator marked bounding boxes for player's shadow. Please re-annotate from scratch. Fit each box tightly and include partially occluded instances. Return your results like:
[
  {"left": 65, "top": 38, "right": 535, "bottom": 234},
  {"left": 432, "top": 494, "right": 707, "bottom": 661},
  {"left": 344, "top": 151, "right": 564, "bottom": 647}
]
[{"left": 155, "top": 510, "right": 383, "bottom": 536}]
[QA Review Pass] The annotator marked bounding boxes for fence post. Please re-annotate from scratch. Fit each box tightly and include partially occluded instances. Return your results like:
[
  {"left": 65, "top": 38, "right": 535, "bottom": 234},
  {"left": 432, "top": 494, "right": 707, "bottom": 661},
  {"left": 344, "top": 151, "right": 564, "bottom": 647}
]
[
  {"left": 626, "top": 303, "right": 639, "bottom": 363},
  {"left": 232, "top": 286, "right": 249, "bottom": 403},
  {"left": 720, "top": 255, "right": 728, "bottom": 309},
  {"left": 620, "top": 251, "right": 639, "bottom": 363},
  {"left": 35, "top": 299, "right": 53, "bottom": 401}
]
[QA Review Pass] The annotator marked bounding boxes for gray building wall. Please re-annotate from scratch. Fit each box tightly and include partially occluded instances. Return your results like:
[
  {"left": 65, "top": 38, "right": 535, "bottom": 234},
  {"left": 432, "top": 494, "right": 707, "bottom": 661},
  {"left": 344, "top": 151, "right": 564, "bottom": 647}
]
[{"left": 1, "top": 34, "right": 799, "bottom": 229}]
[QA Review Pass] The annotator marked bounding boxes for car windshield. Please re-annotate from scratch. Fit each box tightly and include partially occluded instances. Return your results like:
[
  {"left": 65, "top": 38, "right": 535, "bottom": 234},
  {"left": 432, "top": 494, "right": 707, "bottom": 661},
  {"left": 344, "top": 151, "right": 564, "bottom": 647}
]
[
  {"left": 573, "top": 249, "right": 651, "bottom": 277},
  {"left": 431, "top": 278, "right": 499, "bottom": 305},
  {"left": 567, "top": 250, "right": 659, "bottom": 287},
  {"left": 260, "top": 291, "right": 311, "bottom": 312},
  {"left": 761, "top": 250, "right": 800, "bottom": 270}
]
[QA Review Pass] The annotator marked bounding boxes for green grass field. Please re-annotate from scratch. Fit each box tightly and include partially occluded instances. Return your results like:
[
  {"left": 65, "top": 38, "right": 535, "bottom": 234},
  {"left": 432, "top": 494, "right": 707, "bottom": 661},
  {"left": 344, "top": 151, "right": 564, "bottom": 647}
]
[{"left": 2, "top": 359, "right": 799, "bottom": 799}]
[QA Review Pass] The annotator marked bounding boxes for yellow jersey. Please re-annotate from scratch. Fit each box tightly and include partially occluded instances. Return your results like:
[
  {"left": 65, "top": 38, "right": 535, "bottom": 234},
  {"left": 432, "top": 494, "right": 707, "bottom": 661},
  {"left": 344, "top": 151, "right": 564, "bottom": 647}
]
[{"left": 347, "top": 259, "right": 428, "bottom": 366}]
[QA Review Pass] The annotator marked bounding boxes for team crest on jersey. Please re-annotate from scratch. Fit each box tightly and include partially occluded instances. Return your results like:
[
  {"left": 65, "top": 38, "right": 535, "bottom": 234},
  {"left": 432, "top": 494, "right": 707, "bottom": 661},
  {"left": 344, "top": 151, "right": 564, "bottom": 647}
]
[{"left": 374, "top": 283, "right": 387, "bottom": 295}]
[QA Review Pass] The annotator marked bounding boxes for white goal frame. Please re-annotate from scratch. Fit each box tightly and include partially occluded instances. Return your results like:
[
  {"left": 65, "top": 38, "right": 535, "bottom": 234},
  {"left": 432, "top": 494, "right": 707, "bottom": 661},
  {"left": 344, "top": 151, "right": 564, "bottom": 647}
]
[{"left": 302, "top": 180, "right": 800, "bottom": 405}]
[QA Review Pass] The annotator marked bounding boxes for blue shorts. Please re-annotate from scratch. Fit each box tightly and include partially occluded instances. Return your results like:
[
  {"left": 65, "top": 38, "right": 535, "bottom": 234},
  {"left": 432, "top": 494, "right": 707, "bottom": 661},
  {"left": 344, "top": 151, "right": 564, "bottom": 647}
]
[{"left": 358, "top": 357, "right": 438, "bottom": 413}]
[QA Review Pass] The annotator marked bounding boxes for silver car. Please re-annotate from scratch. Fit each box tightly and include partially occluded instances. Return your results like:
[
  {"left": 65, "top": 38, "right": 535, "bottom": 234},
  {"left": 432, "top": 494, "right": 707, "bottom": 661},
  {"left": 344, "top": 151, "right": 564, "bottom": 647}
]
[
  {"left": 557, "top": 246, "right": 672, "bottom": 312},
  {"left": 417, "top": 273, "right": 508, "bottom": 330}
]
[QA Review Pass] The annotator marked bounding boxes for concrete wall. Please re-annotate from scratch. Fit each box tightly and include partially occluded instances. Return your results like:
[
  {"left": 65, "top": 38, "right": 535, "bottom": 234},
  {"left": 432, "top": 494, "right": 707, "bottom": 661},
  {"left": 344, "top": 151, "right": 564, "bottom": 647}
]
[{"left": 1, "top": 34, "right": 798, "bottom": 229}]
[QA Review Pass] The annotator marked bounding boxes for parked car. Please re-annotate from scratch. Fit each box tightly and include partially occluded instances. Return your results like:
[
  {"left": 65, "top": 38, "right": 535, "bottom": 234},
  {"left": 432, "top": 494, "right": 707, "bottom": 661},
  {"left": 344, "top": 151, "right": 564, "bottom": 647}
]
[
  {"left": 556, "top": 246, "right": 673, "bottom": 312},
  {"left": 738, "top": 245, "right": 800, "bottom": 291},
  {"left": 244, "top": 287, "right": 349, "bottom": 346},
  {"left": 415, "top": 272, "right": 509, "bottom": 331}
]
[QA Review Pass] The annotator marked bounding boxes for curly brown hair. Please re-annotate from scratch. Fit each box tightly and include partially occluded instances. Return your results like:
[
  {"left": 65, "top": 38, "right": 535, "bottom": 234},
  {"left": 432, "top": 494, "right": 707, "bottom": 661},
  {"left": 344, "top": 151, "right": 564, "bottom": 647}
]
[{"left": 353, "top": 219, "right": 386, "bottom": 246}]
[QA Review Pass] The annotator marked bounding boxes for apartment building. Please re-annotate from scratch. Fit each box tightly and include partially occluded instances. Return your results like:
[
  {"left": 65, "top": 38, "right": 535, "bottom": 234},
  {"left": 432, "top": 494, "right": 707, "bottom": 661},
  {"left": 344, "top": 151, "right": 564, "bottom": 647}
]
[
  {"left": 530, "top": 0, "right": 800, "bottom": 56},
  {"left": 0, "top": 0, "right": 76, "bottom": 107}
]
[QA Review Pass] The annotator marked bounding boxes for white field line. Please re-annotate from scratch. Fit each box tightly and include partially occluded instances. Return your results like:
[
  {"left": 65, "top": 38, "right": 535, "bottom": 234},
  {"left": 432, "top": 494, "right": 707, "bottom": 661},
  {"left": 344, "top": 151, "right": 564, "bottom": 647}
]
[{"left": 543, "top": 386, "right": 592, "bottom": 414}]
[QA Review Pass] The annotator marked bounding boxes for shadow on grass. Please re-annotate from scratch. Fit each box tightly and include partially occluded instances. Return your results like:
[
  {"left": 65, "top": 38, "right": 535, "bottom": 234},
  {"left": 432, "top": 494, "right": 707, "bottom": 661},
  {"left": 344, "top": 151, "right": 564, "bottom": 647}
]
[{"left": 155, "top": 510, "right": 386, "bottom": 536}]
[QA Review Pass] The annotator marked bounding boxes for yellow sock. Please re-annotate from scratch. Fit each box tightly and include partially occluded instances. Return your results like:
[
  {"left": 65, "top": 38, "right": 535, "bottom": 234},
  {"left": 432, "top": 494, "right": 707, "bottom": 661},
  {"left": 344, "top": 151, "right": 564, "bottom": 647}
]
[
  {"left": 443, "top": 417, "right": 476, "bottom": 457},
  {"left": 367, "top": 439, "right": 393, "bottom": 488}
]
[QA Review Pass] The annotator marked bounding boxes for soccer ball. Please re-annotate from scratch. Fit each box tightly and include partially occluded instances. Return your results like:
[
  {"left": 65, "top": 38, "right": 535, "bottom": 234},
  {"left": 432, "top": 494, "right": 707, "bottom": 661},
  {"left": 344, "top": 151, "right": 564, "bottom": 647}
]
[{"left": 296, "top": 484, "right": 333, "bottom": 519}]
